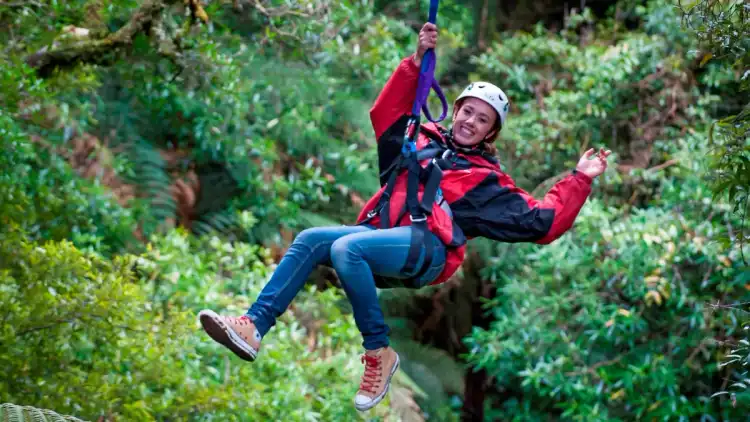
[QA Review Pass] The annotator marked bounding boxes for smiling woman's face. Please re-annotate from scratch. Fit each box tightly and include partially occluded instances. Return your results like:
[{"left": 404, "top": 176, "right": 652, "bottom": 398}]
[{"left": 451, "top": 97, "right": 498, "bottom": 147}]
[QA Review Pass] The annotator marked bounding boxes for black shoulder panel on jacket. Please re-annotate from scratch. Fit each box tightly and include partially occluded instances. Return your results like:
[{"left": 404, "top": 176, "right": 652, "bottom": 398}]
[
  {"left": 449, "top": 171, "right": 555, "bottom": 242},
  {"left": 377, "top": 115, "right": 411, "bottom": 186}
]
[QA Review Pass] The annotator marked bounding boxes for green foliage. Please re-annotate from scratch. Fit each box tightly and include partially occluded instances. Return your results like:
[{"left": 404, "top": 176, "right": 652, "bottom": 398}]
[
  {"left": 469, "top": 1, "right": 704, "bottom": 187},
  {"left": 707, "top": 108, "right": 750, "bottom": 248},
  {"left": 126, "top": 141, "right": 176, "bottom": 233},
  {"left": 2, "top": 0, "right": 749, "bottom": 420},
  {"left": 78, "top": 2, "right": 392, "bottom": 237},
  {"left": 679, "top": 0, "right": 749, "bottom": 65},
  {"left": 0, "top": 221, "right": 417, "bottom": 420},
  {"left": 0, "top": 403, "right": 86, "bottom": 422},
  {"left": 0, "top": 227, "right": 176, "bottom": 420},
  {"left": 679, "top": 0, "right": 749, "bottom": 262},
  {"left": 0, "top": 113, "right": 138, "bottom": 254},
  {"left": 455, "top": 0, "right": 750, "bottom": 419},
  {"left": 0, "top": 59, "right": 51, "bottom": 113},
  {"left": 391, "top": 334, "right": 465, "bottom": 417},
  {"left": 678, "top": 0, "right": 750, "bottom": 400},
  {"left": 712, "top": 334, "right": 750, "bottom": 407},
  {"left": 466, "top": 151, "right": 749, "bottom": 420}
]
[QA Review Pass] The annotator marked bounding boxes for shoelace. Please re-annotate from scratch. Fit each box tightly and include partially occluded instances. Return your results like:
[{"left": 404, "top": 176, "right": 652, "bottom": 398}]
[
  {"left": 229, "top": 315, "right": 252, "bottom": 326},
  {"left": 359, "top": 354, "right": 383, "bottom": 394}
]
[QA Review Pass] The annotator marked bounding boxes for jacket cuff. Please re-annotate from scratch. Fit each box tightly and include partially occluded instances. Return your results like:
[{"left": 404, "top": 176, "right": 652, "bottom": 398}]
[
  {"left": 572, "top": 169, "right": 594, "bottom": 185},
  {"left": 403, "top": 54, "right": 420, "bottom": 74}
]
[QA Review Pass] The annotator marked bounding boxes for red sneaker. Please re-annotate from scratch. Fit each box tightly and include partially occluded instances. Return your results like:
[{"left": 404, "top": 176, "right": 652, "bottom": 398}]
[
  {"left": 354, "top": 346, "right": 400, "bottom": 411},
  {"left": 198, "top": 309, "right": 261, "bottom": 362}
]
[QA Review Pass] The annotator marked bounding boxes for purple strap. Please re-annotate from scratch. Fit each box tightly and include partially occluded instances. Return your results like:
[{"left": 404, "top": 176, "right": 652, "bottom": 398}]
[{"left": 410, "top": 0, "right": 447, "bottom": 123}]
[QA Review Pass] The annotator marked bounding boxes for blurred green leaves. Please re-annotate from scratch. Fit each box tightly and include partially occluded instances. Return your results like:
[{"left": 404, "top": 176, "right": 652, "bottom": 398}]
[{"left": 1, "top": 0, "right": 748, "bottom": 420}]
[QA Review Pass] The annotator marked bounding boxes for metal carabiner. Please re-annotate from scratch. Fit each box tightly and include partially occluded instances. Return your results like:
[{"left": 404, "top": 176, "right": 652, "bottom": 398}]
[{"left": 410, "top": 214, "right": 427, "bottom": 223}]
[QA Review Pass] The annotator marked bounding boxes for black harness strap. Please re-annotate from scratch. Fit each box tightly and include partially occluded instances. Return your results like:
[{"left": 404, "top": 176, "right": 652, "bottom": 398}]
[
  {"left": 359, "top": 134, "right": 457, "bottom": 282},
  {"left": 361, "top": 126, "right": 499, "bottom": 284},
  {"left": 402, "top": 153, "right": 428, "bottom": 275}
]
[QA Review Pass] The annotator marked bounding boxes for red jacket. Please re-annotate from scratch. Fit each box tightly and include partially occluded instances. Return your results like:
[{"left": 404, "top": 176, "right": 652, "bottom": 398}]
[{"left": 356, "top": 55, "right": 593, "bottom": 285}]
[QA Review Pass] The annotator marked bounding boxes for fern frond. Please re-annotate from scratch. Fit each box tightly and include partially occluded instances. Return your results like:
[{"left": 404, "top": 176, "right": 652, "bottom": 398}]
[
  {"left": 390, "top": 337, "right": 466, "bottom": 402},
  {"left": 192, "top": 209, "right": 238, "bottom": 236},
  {"left": 193, "top": 161, "right": 242, "bottom": 217},
  {"left": 127, "top": 140, "right": 175, "bottom": 234},
  {"left": 0, "top": 403, "right": 86, "bottom": 422}
]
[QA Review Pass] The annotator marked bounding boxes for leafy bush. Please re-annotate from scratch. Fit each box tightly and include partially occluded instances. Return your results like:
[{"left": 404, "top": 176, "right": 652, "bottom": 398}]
[
  {"left": 0, "top": 112, "right": 137, "bottom": 254},
  {"left": 0, "top": 218, "right": 417, "bottom": 420},
  {"left": 2, "top": 0, "right": 748, "bottom": 420},
  {"left": 466, "top": 153, "right": 749, "bottom": 420}
]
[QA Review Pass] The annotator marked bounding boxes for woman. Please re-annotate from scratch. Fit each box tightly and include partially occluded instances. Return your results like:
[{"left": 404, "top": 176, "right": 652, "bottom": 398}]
[{"left": 198, "top": 22, "right": 610, "bottom": 412}]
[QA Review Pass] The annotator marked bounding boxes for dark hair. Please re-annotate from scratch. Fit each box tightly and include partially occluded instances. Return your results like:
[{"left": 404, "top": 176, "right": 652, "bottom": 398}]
[
  {"left": 480, "top": 117, "right": 502, "bottom": 156},
  {"left": 481, "top": 140, "right": 498, "bottom": 155}
]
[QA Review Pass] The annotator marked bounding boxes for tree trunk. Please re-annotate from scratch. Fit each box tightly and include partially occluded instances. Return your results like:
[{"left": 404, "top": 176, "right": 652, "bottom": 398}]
[
  {"left": 459, "top": 245, "right": 496, "bottom": 421},
  {"left": 462, "top": 367, "right": 488, "bottom": 421},
  {"left": 478, "top": 0, "right": 490, "bottom": 50}
]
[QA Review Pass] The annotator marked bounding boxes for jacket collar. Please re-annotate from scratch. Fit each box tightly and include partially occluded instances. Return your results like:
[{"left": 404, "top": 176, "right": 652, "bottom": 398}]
[{"left": 421, "top": 122, "right": 500, "bottom": 168}]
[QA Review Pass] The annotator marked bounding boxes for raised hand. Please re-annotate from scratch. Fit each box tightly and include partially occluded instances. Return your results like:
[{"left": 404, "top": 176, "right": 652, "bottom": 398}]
[
  {"left": 576, "top": 147, "right": 611, "bottom": 179},
  {"left": 414, "top": 22, "right": 438, "bottom": 67}
]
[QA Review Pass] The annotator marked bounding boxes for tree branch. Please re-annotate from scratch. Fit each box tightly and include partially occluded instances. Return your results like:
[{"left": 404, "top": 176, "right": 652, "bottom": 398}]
[
  {"left": 186, "top": 0, "right": 209, "bottom": 23},
  {"left": 24, "top": 0, "right": 181, "bottom": 76},
  {"left": 0, "top": 0, "right": 45, "bottom": 7},
  {"left": 16, "top": 312, "right": 150, "bottom": 337},
  {"left": 151, "top": 11, "right": 181, "bottom": 64},
  {"left": 645, "top": 158, "right": 679, "bottom": 173},
  {"left": 250, "top": 0, "right": 314, "bottom": 18},
  {"left": 564, "top": 354, "right": 625, "bottom": 377}
]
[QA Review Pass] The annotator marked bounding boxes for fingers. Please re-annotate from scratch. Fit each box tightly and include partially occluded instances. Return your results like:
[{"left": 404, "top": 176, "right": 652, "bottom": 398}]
[
  {"left": 420, "top": 23, "right": 438, "bottom": 40},
  {"left": 422, "top": 22, "right": 437, "bottom": 33},
  {"left": 420, "top": 33, "right": 437, "bottom": 49},
  {"left": 591, "top": 148, "right": 612, "bottom": 158},
  {"left": 578, "top": 147, "right": 612, "bottom": 178},
  {"left": 597, "top": 148, "right": 611, "bottom": 173},
  {"left": 419, "top": 22, "right": 438, "bottom": 49}
]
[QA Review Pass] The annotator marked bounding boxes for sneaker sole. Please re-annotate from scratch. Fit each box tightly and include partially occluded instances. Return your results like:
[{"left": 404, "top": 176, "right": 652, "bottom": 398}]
[
  {"left": 198, "top": 309, "right": 258, "bottom": 362},
  {"left": 354, "top": 353, "right": 400, "bottom": 412}
]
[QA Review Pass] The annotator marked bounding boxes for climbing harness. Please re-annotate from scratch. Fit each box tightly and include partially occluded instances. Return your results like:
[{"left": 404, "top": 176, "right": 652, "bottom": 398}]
[
  {"left": 360, "top": 139, "right": 456, "bottom": 282},
  {"left": 360, "top": 0, "right": 456, "bottom": 283}
]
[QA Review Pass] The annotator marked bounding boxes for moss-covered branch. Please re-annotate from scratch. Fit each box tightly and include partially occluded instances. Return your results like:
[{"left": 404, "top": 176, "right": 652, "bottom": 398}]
[{"left": 24, "top": 0, "right": 178, "bottom": 76}]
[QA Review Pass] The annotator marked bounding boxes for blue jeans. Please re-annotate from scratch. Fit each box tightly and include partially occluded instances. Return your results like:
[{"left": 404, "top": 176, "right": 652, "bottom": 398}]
[{"left": 246, "top": 225, "right": 446, "bottom": 350}]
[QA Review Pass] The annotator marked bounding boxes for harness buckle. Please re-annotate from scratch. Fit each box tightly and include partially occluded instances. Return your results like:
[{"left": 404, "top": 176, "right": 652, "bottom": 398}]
[
  {"left": 402, "top": 141, "right": 417, "bottom": 157},
  {"left": 367, "top": 209, "right": 378, "bottom": 219},
  {"left": 410, "top": 214, "right": 427, "bottom": 223}
]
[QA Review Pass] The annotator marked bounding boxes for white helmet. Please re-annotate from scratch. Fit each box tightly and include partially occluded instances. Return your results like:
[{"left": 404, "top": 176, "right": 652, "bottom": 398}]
[{"left": 455, "top": 82, "right": 510, "bottom": 129}]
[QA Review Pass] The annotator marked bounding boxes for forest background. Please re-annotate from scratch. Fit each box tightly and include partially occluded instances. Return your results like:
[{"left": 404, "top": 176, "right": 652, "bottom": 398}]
[{"left": 0, "top": 0, "right": 748, "bottom": 420}]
